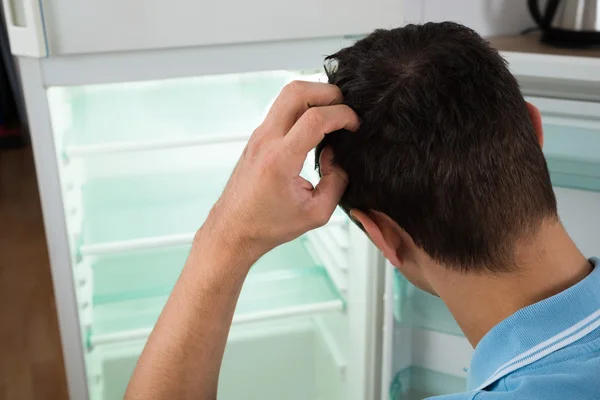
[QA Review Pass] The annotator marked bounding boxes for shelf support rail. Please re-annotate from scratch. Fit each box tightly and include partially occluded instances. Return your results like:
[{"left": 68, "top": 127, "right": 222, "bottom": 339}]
[
  {"left": 80, "top": 215, "right": 348, "bottom": 256},
  {"left": 90, "top": 300, "right": 344, "bottom": 347},
  {"left": 64, "top": 132, "right": 253, "bottom": 158}
]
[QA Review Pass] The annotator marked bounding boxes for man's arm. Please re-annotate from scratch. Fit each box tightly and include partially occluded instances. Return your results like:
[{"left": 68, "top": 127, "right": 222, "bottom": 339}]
[{"left": 124, "top": 81, "right": 360, "bottom": 400}]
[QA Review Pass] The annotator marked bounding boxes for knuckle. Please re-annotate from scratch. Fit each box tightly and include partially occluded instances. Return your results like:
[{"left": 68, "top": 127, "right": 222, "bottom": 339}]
[
  {"left": 303, "top": 107, "right": 325, "bottom": 129},
  {"left": 281, "top": 81, "right": 306, "bottom": 101},
  {"left": 244, "top": 136, "right": 262, "bottom": 159},
  {"left": 340, "top": 104, "right": 354, "bottom": 117},
  {"left": 330, "top": 85, "right": 343, "bottom": 102},
  {"left": 342, "top": 106, "right": 360, "bottom": 129},
  {"left": 251, "top": 125, "right": 265, "bottom": 138},
  {"left": 282, "top": 80, "right": 306, "bottom": 100}
]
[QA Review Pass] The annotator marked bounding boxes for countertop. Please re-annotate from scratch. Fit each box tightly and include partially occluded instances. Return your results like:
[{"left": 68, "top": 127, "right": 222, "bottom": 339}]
[{"left": 488, "top": 33, "right": 600, "bottom": 59}]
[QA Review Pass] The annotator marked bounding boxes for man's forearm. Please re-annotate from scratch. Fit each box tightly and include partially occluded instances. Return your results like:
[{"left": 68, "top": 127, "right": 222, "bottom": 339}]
[{"left": 125, "top": 229, "right": 254, "bottom": 400}]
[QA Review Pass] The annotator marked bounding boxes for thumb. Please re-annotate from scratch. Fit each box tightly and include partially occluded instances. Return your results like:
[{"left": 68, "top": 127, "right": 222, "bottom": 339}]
[{"left": 312, "top": 147, "right": 348, "bottom": 218}]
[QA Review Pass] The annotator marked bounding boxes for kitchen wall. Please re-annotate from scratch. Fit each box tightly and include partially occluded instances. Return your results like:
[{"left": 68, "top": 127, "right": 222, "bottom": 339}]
[{"left": 404, "top": 0, "right": 536, "bottom": 37}]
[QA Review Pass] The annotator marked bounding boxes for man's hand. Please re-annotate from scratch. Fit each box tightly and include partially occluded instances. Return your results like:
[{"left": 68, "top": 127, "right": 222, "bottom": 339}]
[
  {"left": 126, "top": 81, "right": 359, "bottom": 400},
  {"left": 201, "top": 80, "right": 360, "bottom": 263}
]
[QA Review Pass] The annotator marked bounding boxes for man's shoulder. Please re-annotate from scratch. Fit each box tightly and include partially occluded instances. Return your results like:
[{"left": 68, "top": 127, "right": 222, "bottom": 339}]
[{"left": 426, "top": 351, "right": 600, "bottom": 400}]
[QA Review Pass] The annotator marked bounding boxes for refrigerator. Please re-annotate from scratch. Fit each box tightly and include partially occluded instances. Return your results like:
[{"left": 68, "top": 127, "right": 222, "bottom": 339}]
[{"left": 3, "top": 1, "right": 600, "bottom": 399}]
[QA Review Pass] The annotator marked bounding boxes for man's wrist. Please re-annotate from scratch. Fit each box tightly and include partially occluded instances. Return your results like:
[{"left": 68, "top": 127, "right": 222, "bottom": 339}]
[{"left": 189, "top": 219, "right": 260, "bottom": 279}]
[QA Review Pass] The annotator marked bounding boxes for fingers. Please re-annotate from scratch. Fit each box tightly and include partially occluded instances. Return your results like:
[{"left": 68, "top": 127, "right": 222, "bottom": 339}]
[
  {"left": 264, "top": 81, "right": 344, "bottom": 134},
  {"left": 283, "top": 104, "right": 360, "bottom": 160}
]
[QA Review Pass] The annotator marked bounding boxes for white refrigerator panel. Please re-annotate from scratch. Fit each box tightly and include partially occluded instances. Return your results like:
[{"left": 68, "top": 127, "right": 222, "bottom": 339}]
[{"left": 38, "top": 0, "right": 403, "bottom": 55}]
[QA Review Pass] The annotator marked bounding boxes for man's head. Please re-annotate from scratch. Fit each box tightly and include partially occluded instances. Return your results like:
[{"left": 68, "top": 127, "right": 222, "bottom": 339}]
[{"left": 316, "top": 22, "right": 558, "bottom": 291}]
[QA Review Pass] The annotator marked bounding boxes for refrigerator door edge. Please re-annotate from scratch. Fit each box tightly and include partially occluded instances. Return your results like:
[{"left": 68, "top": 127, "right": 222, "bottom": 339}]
[
  {"left": 380, "top": 263, "right": 395, "bottom": 400},
  {"left": 17, "top": 56, "right": 88, "bottom": 399},
  {"left": 347, "top": 225, "right": 386, "bottom": 400}
]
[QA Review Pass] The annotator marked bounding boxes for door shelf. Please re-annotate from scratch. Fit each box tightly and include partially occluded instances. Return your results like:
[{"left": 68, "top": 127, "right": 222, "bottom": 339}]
[
  {"left": 522, "top": 96, "right": 600, "bottom": 193},
  {"left": 549, "top": 166, "right": 600, "bottom": 193},
  {"left": 85, "top": 236, "right": 345, "bottom": 348},
  {"left": 393, "top": 270, "right": 463, "bottom": 337},
  {"left": 389, "top": 367, "right": 466, "bottom": 400},
  {"left": 544, "top": 124, "right": 600, "bottom": 192}
]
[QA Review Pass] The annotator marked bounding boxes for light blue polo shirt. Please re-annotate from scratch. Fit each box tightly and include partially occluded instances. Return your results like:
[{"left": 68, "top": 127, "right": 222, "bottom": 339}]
[{"left": 432, "top": 258, "right": 600, "bottom": 400}]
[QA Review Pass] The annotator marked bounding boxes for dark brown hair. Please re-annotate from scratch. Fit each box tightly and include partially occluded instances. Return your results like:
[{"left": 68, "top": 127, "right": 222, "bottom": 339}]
[{"left": 316, "top": 22, "right": 557, "bottom": 272}]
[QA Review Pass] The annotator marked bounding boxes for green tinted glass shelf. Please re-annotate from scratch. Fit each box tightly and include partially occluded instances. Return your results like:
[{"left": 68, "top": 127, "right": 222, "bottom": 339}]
[
  {"left": 91, "top": 246, "right": 189, "bottom": 305},
  {"left": 393, "top": 270, "right": 463, "bottom": 337},
  {"left": 81, "top": 168, "right": 232, "bottom": 246},
  {"left": 89, "top": 237, "right": 343, "bottom": 344},
  {"left": 389, "top": 367, "right": 467, "bottom": 400},
  {"left": 79, "top": 158, "right": 344, "bottom": 250},
  {"left": 51, "top": 71, "right": 303, "bottom": 148},
  {"left": 544, "top": 123, "right": 600, "bottom": 192}
]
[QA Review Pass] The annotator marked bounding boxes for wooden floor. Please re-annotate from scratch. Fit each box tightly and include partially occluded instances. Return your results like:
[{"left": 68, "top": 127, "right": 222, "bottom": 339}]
[{"left": 0, "top": 146, "right": 68, "bottom": 399}]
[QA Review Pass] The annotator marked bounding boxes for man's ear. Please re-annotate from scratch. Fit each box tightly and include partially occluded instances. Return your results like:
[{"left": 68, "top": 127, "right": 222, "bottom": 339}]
[
  {"left": 526, "top": 101, "right": 544, "bottom": 148},
  {"left": 350, "top": 209, "right": 404, "bottom": 268}
]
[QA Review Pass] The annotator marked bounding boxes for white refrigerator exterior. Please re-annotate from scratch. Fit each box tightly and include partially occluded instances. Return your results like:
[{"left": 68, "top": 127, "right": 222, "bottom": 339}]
[
  {"left": 4, "top": 0, "right": 402, "bottom": 56},
  {"left": 40, "top": 0, "right": 402, "bottom": 55}
]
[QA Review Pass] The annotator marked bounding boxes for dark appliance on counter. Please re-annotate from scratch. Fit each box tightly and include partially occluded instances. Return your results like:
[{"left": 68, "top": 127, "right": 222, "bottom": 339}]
[{"left": 528, "top": 0, "right": 600, "bottom": 47}]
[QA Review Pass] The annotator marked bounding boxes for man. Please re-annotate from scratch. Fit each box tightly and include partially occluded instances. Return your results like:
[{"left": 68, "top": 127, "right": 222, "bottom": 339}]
[{"left": 126, "top": 22, "right": 600, "bottom": 399}]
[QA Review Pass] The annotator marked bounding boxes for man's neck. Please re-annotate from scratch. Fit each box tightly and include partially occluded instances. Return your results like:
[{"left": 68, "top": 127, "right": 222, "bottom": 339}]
[{"left": 425, "top": 220, "right": 593, "bottom": 347}]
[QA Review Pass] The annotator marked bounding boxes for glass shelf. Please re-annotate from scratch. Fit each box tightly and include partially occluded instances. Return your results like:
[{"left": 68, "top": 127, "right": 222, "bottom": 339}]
[
  {"left": 49, "top": 71, "right": 306, "bottom": 148},
  {"left": 88, "top": 236, "right": 344, "bottom": 346},
  {"left": 80, "top": 168, "right": 232, "bottom": 247},
  {"left": 544, "top": 123, "right": 600, "bottom": 192},
  {"left": 389, "top": 367, "right": 466, "bottom": 400},
  {"left": 91, "top": 246, "right": 189, "bottom": 305},
  {"left": 47, "top": 70, "right": 327, "bottom": 156},
  {"left": 77, "top": 155, "right": 346, "bottom": 253},
  {"left": 393, "top": 270, "right": 463, "bottom": 337}
]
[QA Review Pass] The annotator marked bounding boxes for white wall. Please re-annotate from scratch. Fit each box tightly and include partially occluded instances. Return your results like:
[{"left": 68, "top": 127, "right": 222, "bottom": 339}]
[{"left": 404, "top": 0, "right": 536, "bottom": 37}]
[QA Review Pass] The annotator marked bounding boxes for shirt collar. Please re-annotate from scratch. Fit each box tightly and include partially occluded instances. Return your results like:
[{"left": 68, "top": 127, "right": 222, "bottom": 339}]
[{"left": 468, "top": 257, "right": 600, "bottom": 391}]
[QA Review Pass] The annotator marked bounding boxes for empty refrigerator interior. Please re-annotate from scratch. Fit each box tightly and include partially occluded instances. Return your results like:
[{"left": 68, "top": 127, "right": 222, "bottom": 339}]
[{"left": 46, "top": 69, "right": 367, "bottom": 400}]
